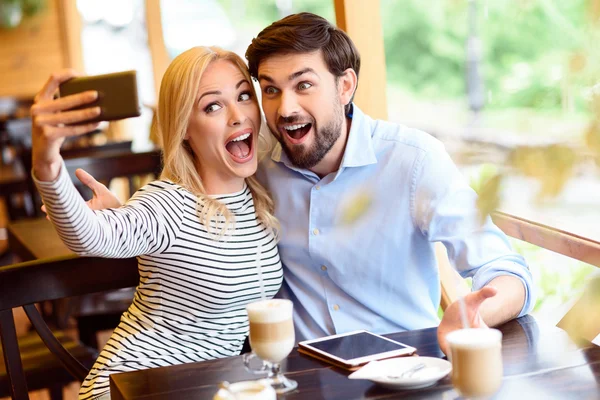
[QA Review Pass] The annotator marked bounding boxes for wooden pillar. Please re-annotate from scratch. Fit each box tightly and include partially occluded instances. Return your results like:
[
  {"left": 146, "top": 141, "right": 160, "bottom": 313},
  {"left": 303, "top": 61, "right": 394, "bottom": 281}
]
[
  {"left": 0, "top": 0, "right": 83, "bottom": 97},
  {"left": 145, "top": 0, "right": 170, "bottom": 99},
  {"left": 334, "top": 0, "right": 388, "bottom": 120},
  {"left": 56, "top": 0, "right": 84, "bottom": 72},
  {"left": 591, "top": 0, "right": 600, "bottom": 24}
]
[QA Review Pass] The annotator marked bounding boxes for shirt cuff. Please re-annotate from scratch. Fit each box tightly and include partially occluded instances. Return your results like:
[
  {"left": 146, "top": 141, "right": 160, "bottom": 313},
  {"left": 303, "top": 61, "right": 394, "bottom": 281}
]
[
  {"left": 32, "top": 160, "right": 69, "bottom": 193},
  {"left": 472, "top": 261, "right": 535, "bottom": 318}
]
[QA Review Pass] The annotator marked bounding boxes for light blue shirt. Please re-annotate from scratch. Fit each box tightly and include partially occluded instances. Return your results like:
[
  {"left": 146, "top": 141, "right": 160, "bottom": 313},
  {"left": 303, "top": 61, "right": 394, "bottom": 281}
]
[{"left": 256, "top": 104, "right": 534, "bottom": 341}]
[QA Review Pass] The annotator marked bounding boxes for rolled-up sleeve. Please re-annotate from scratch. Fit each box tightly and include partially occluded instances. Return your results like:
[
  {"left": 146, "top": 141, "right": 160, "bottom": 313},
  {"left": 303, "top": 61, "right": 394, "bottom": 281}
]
[{"left": 412, "top": 142, "right": 534, "bottom": 317}]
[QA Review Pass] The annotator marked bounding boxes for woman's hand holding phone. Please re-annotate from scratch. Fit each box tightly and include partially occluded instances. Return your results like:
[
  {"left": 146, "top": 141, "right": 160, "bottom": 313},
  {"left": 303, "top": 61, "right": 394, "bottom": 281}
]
[{"left": 31, "top": 69, "right": 101, "bottom": 181}]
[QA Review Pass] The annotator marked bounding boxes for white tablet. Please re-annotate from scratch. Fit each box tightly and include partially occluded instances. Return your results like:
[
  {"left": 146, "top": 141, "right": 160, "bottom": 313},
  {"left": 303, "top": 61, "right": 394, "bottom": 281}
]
[{"left": 298, "top": 330, "right": 416, "bottom": 368}]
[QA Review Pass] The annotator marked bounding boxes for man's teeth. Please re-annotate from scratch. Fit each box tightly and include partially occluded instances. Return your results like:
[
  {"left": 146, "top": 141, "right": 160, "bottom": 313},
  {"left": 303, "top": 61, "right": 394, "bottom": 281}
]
[
  {"left": 230, "top": 133, "right": 250, "bottom": 142},
  {"left": 284, "top": 123, "right": 308, "bottom": 131}
]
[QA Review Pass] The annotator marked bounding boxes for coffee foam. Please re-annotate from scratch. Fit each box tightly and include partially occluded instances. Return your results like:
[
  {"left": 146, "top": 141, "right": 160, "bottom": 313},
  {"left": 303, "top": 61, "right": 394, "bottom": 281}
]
[
  {"left": 446, "top": 328, "right": 502, "bottom": 349},
  {"left": 246, "top": 299, "right": 293, "bottom": 323}
]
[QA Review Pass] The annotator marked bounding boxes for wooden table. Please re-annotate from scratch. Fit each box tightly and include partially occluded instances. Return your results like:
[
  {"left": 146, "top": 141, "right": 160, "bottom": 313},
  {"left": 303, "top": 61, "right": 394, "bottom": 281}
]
[
  {"left": 7, "top": 217, "right": 71, "bottom": 260},
  {"left": 109, "top": 316, "right": 600, "bottom": 399}
]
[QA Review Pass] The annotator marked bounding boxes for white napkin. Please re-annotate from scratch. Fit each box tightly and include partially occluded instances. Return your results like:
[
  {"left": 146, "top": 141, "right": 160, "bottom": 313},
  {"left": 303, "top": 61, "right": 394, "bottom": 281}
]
[{"left": 348, "top": 360, "right": 442, "bottom": 381}]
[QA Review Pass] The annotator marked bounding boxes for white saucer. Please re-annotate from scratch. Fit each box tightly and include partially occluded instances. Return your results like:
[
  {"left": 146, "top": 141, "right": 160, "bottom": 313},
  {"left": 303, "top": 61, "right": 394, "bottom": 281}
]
[{"left": 348, "top": 357, "right": 452, "bottom": 390}]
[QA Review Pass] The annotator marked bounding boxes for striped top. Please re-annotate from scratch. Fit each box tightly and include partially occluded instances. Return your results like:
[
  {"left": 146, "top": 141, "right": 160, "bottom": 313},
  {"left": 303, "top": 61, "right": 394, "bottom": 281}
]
[{"left": 35, "top": 163, "right": 283, "bottom": 400}]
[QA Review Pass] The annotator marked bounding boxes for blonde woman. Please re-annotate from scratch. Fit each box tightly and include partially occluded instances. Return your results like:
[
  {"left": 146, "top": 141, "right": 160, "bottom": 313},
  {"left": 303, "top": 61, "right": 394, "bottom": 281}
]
[{"left": 30, "top": 47, "right": 283, "bottom": 400}]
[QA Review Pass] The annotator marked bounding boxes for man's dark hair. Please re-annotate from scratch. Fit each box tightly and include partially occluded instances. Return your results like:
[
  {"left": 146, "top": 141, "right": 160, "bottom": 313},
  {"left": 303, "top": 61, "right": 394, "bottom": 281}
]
[{"left": 246, "top": 12, "right": 360, "bottom": 115}]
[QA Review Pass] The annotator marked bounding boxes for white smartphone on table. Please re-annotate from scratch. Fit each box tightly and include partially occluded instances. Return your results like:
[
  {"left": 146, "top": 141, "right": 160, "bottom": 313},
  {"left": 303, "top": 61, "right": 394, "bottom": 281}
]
[{"left": 298, "top": 330, "right": 417, "bottom": 370}]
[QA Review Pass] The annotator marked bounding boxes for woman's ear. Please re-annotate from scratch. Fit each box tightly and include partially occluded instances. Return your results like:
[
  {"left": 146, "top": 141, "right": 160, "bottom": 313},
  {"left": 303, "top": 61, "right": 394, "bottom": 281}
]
[{"left": 338, "top": 68, "right": 358, "bottom": 106}]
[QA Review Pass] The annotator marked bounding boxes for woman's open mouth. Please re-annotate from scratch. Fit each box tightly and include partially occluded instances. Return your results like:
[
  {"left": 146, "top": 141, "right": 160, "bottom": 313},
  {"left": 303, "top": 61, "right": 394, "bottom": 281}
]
[
  {"left": 282, "top": 123, "right": 312, "bottom": 145},
  {"left": 225, "top": 129, "right": 254, "bottom": 163}
]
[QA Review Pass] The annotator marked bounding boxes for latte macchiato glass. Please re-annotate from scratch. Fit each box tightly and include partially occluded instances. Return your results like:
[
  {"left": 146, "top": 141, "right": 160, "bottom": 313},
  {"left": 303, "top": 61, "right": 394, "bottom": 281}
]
[
  {"left": 243, "top": 299, "right": 297, "bottom": 393},
  {"left": 446, "top": 328, "right": 503, "bottom": 398}
]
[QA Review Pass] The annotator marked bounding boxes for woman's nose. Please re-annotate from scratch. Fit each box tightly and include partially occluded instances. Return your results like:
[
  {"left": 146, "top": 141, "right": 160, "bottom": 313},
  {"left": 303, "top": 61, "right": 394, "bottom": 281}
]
[{"left": 229, "top": 105, "right": 246, "bottom": 126}]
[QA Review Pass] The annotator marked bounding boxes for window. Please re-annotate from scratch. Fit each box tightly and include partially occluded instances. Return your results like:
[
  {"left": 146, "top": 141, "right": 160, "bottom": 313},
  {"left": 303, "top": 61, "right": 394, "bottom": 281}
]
[
  {"left": 77, "top": 0, "right": 155, "bottom": 149},
  {"left": 380, "top": 0, "right": 600, "bottom": 315}
]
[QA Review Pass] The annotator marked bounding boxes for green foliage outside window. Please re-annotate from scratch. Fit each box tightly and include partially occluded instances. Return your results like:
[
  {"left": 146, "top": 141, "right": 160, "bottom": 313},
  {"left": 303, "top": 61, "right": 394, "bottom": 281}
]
[{"left": 381, "top": 0, "right": 594, "bottom": 112}]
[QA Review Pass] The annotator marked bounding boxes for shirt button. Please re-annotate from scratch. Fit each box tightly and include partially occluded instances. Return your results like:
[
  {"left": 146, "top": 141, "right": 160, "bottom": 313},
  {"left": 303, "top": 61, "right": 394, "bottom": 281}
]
[
  {"left": 315, "top": 185, "right": 321, "bottom": 190},
  {"left": 333, "top": 304, "right": 340, "bottom": 311},
  {"left": 313, "top": 228, "right": 320, "bottom": 236},
  {"left": 321, "top": 265, "right": 327, "bottom": 271}
]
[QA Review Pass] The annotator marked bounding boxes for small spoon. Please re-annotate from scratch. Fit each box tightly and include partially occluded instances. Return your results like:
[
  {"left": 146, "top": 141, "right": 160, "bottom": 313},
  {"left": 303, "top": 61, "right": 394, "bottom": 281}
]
[{"left": 386, "top": 362, "right": 426, "bottom": 379}]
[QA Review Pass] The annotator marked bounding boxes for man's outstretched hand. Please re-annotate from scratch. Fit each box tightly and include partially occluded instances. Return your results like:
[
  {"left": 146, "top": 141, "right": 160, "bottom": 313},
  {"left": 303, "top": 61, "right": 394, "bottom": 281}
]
[
  {"left": 41, "top": 168, "right": 123, "bottom": 218},
  {"left": 437, "top": 286, "right": 498, "bottom": 356}
]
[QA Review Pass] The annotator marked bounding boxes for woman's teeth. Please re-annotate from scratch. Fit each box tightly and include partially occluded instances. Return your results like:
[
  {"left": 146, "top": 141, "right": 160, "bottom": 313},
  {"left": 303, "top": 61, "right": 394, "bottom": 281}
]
[{"left": 230, "top": 132, "right": 251, "bottom": 142}]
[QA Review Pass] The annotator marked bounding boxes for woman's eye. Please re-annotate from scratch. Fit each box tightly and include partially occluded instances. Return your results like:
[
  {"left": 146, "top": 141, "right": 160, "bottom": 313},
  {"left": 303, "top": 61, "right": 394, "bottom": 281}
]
[
  {"left": 239, "top": 92, "right": 251, "bottom": 101},
  {"left": 298, "top": 82, "right": 312, "bottom": 90},
  {"left": 205, "top": 103, "right": 222, "bottom": 113}
]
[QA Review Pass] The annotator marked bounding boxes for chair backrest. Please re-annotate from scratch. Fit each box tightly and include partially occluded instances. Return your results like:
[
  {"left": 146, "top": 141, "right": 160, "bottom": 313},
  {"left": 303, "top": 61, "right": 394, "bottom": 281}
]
[
  {"left": 2, "top": 126, "right": 143, "bottom": 219},
  {"left": 7, "top": 146, "right": 161, "bottom": 220},
  {"left": 63, "top": 149, "right": 162, "bottom": 183},
  {"left": 64, "top": 148, "right": 162, "bottom": 198},
  {"left": 0, "top": 255, "right": 139, "bottom": 400}
]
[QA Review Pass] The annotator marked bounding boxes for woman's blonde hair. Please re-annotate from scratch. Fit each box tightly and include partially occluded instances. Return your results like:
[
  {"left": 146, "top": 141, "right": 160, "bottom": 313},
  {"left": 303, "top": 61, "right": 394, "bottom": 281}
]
[{"left": 155, "top": 46, "right": 278, "bottom": 236}]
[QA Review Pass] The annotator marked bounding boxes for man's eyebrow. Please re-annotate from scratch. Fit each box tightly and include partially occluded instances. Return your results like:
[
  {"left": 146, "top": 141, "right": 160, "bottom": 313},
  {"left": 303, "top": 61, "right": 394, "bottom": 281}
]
[
  {"left": 288, "top": 68, "right": 316, "bottom": 81},
  {"left": 257, "top": 68, "right": 317, "bottom": 83},
  {"left": 257, "top": 74, "right": 274, "bottom": 83}
]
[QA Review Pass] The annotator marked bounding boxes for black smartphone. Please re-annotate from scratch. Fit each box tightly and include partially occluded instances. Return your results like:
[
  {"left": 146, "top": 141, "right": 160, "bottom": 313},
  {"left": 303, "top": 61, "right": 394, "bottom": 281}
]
[{"left": 59, "top": 70, "right": 142, "bottom": 123}]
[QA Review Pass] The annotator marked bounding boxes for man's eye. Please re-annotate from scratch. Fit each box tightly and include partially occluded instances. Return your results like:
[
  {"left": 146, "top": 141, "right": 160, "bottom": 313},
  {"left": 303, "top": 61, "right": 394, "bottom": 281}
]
[
  {"left": 298, "top": 82, "right": 312, "bottom": 90},
  {"left": 264, "top": 86, "right": 279, "bottom": 95},
  {"left": 205, "top": 103, "right": 222, "bottom": 113},
  {"left": 239, "top": 92, "right": 252, "bottom": 101}
]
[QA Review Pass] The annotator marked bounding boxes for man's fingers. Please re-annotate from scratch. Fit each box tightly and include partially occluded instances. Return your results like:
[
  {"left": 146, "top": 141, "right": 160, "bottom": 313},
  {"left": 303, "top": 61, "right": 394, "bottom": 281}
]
[
  {"left": 35, "top": 69, "right": 82, "bottom": 101},
  {"left": 465, "top": 286, "right": 497, "bottom": 309},
  {"left": 75, "top": 168, "right": 103, "bottom": 192},
  {"left": 34, "top": 107, "right": 101, "bottom": 126},
  {"left": 31, "top": 91, "right": 98, "bottom": 116}
]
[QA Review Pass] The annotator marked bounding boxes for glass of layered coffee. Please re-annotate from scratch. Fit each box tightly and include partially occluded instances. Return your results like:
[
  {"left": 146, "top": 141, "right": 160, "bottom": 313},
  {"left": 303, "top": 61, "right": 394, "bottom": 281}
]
[
  {"left": 243, "top": 299, "right": 298, "bottom": 393},
  {"left": 446, "top": 328, "right": 503, "bottom": 398}
]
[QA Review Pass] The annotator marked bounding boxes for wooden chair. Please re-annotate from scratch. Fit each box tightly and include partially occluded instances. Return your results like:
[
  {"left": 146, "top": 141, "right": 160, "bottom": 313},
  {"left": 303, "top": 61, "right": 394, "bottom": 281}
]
[
  {"left": 2, "top": 118, "right": 36, "bottom": 220},
  {"left": 62, "top": 148, "right": 162, "bottom": 199},
  {"left": 16, "top": 139, "right": 136, "bottom": 219},
  {"left": 0, "top": 255, "right": 139, "bottom": 400},
  {"left": 2, "top": 116, "right": 135, "bottom": 221}
]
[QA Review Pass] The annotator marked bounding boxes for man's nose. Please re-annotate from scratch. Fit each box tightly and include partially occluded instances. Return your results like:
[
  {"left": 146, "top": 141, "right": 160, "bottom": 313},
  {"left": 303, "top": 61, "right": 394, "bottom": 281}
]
[{"left": 277, "top": 91, "right": 300, "bottom": 119}]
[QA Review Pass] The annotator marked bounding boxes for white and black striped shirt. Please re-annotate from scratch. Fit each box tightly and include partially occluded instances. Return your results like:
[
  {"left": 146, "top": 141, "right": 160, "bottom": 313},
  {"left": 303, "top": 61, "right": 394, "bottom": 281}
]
[{"left": 35, "top": 163, "right": 283, "bottom": 400}]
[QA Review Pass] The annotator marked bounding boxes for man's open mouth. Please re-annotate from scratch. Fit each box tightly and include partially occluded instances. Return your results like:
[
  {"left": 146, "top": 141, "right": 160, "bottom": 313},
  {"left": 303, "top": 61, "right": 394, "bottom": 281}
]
[
  {"left": 225, "top": 130, "right": 253, "bottom": 162},
  {"left": 282, "top": 123, "right": 312, "bottom": 144}
]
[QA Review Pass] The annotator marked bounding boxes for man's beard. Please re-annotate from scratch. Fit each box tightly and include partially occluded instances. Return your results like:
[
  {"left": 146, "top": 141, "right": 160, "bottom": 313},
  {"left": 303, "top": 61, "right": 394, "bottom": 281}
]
[{"left": 271, "top": 104, "right": 344, "bottom": 170}]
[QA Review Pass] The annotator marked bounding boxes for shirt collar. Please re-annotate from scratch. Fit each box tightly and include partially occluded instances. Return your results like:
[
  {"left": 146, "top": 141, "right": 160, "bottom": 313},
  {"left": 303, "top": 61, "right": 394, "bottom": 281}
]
[
  {"left": 270, "top": 103, "right": 378, "bottom": 171},
  {"left": 338, "top": 104, "right": 378, "bottom": 168}
]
